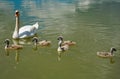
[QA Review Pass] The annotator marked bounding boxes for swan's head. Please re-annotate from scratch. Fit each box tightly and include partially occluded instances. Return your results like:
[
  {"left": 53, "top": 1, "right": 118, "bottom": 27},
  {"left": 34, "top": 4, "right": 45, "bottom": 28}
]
[
  {"left": 32, "top": 37, "right": 39, "bottom": 45},
  {"left": 57, "top": 36, "right": 63, "bottom": 47},
  {"left": 57, "top": 36, "right": 63, "bottom": 41},
  {"left": 4, "top": 39, "right": 10, "bottom": 46},
  {"left": 15, "top": 10, "right": 19, "bottom": 17},
  {"left": 110, "top": 47, "right": 117, "bottom": 52}
]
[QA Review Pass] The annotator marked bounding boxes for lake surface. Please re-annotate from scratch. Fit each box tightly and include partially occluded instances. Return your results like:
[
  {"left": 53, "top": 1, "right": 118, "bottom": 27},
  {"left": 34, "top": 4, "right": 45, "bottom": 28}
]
[{"left": 0, "top": 0, "right": 120, "bottom": 79}]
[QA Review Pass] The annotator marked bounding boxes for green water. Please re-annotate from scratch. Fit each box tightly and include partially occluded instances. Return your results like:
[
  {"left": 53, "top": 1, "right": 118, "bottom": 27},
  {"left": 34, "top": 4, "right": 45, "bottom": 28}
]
[{"left": 0, "top": 0, "right": 120, "bottom": 79}]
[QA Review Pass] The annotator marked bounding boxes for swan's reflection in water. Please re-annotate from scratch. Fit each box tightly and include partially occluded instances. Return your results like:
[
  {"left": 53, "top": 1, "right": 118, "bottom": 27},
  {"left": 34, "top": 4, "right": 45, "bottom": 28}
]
[
  {"left": 58, "top": 51, "right": 62, "bottom": 61},
  {"left": 12, "top": 38, "right": 32, "bottom": 45},
  {"left": 33, "top": 45, "right": 38, "bottom": 51},
  {"left": 98, "top": 56, "right": 115, "bottom": 64},
  {"left": 109, "top": 57, "right": 115, "bottom": 64},
  {"left": 57, "top": 51, "right": 68, "bottom": 61},
  {"left": 12, "top": 37, "right": 38, "bottom": 51},
  {"left": 5, "top": 49, "right": 10, "bottom": 56},
  {"left": 15, "top": 51, "right": 20, "bottom": 63},
  {"left": 5, "top": 49, "right": 20, "bottom": 64}
]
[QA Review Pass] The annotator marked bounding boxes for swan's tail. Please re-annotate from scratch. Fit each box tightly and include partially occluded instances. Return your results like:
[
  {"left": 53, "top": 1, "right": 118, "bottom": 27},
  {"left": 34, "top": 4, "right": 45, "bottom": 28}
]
[{"left": 33, "top": 22, "right": 39, "bottom": 29}]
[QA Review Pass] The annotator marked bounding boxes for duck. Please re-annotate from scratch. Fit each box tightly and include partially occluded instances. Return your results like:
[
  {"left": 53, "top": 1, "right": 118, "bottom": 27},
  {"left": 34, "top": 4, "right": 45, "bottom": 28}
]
[
  {"left": 97, "top": 47, "right": 117, "bottom": 58},
  {"left": 4, "top": 39, "right": 23, "bottom": 50},
  {"left": 57, "top": 36, "right": 76, "bottom": 46},
  {"left": 32, "top": 37, "right": 51, "bottom": 46},
  {"left": 12, "top": 10, "right": 39, "bottom": 39},
  {"left": 57, "top": 36, "right": 69, "bottom": 52}
]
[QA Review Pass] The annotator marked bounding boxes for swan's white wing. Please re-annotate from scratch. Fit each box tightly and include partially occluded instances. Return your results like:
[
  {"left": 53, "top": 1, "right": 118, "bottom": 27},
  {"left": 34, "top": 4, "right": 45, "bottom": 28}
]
[{"left": 19, "top": 22, "right": 39, "bottom": 38}]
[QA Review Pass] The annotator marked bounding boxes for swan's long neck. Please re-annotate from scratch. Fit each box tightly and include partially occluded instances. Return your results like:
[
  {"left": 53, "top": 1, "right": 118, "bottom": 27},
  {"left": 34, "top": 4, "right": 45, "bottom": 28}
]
[
  {"left": 58, "top": 40, "right": 63, "bottom": 49},
  {"left": 15, "top": 16, "right": 19, "bottom": 33},
  {"left": 5, "top": 41, "right": 10, "bottom": 48},
  {"left": 33, "top": 38, "right": 38, "bottom": 46},
  {"left": 15, "top": 15, "right": 19, "bottom": 36},
  {"left": 110, "top": 48, "right": 115, "bottom": 55},
  {"left": 110, "top": 49, "right": 114, "bottom": 55},
  {"left": 13, "top": 10, "right": 19, "bottom": 39}
]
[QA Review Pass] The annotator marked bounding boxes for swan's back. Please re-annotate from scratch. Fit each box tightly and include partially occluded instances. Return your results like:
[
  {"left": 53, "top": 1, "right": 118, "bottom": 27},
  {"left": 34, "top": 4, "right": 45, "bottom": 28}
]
[
  {"left": 39, "top": 40, "right": 51, "bottom": 46},
  {"left": 19, "top": 22, "right": 39, "bottom": 38},
  {"left": 97, "top": 52, "right": 113, "bottom": 58}
]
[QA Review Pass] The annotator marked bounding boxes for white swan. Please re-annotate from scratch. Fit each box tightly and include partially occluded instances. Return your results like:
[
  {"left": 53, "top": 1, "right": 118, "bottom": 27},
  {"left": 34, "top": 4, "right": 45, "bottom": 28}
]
[{"left": 12, "top": 10, "right": 39, "bottom": 39}]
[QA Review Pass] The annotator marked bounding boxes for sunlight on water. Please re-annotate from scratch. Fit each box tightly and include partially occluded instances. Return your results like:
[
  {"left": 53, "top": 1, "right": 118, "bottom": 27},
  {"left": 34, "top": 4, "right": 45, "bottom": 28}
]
[{"left": 0, "top": 0, "right": 120, "bottom": 79}]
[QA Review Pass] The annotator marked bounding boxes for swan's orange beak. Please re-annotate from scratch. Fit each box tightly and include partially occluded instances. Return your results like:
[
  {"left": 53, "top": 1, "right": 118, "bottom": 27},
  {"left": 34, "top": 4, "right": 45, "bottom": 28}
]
[{"left": 15, "top": 10, "right": 19, "bottom": 17}]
